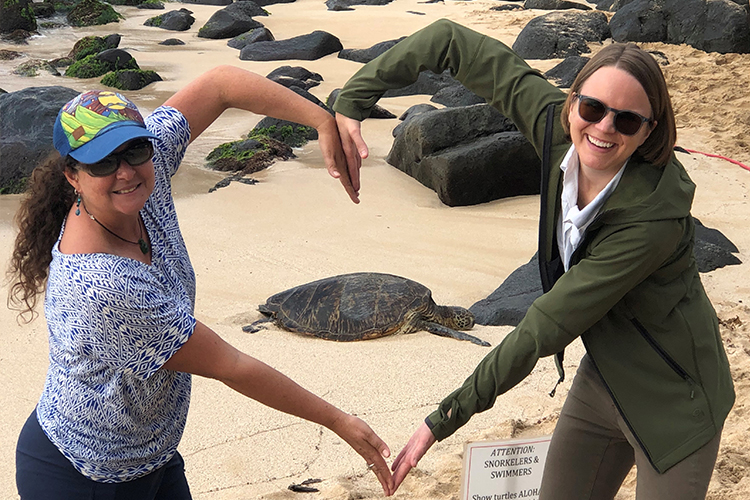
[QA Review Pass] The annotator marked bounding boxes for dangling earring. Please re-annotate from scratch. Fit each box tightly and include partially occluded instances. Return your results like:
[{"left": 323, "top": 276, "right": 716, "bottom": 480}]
[{"left": 75, "top": 190, "right": 81, "bottom": 216}]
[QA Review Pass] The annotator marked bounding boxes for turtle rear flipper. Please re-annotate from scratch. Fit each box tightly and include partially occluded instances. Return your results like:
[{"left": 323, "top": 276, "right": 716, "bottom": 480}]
[
  {"left": 420, "top": 321, "right": 490, "bottom": 347},
  {"left": 243, "top": 316, "right": 273, "bottom": 333}
]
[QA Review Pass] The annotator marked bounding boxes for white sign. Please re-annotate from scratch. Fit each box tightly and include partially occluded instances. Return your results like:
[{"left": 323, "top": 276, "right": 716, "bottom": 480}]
[{"left": 460, "top": 435, "right": 552, "bottom": 500}]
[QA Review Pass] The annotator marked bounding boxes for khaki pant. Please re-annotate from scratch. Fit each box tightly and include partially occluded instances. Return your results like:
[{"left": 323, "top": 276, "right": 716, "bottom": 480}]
[{"left": 539, "top": 355, "right": 721, "bottom": 500}]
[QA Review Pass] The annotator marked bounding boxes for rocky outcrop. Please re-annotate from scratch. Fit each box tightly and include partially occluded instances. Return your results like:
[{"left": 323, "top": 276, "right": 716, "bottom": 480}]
[
  {"left": 523, "top": 0, "right": 592, "bottom": 9},
  {"left": 67, "top": 0, "right": 122, "bottom": 27},
  {"left": 197, "top": 1, "right": 267, "bottom": 39},
  {"left": 610, "top": 0, "right": 750, "bottom": 53},
  {"left": 470, "top": 219, "right": 742, "bottom": 326},
  {"left": 0, "top": 86, "right": 80, "bottom": 193},
  {"left": 512, "top": 11, "right": 611, "bottom": 59},
  {"left": 228, "top": 27, "right": 274, "bottom": 49},
  {"left": 325, "top": 0, "right": 394, "bottom": 10},
  {"left": 544, "top": 55, "right": 589, "bottom": 88},
  {"left": 0, "top": 0, "right": 37, "bottom": 34},
  {"left": 266, "top": 65, "right": 322, "bottom": 90},
  {"left": 239, "top": 31, "right": 343, "bottom": 61},
  {"left": 386, "top": 104, "right": 541, "bottom": 207},
  {"left": 145, "top": 8, "right": 196, "bottom": 31}
]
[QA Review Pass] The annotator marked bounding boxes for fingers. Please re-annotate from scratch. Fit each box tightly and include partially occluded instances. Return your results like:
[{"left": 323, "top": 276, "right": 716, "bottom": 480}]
[
  {"left": 339, "top": 415, "right": 394, "bottom": 495},
  {"left": 392, "top": 455, "right": 416, "bottom": 491},
  {"left": 335, "top": 113, "right": 367, "bottom": 195},
  {"left": 368, "top": 457, "right": 394, "bottom": 496},
  {"left": 318, "top": 120, "right": 360, "bottom": 204}
]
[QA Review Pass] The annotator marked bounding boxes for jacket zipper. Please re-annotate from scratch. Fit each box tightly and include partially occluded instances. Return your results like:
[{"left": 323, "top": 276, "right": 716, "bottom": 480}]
[
  {"left": 581, "top": 341, "right": 660, "bottom": 471},
  {"left": 630, "top": 317, "right": 695, "bottom": 399}
]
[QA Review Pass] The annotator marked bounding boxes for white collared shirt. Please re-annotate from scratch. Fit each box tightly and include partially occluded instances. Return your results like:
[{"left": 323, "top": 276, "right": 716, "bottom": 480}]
[{"left": 557, "top": 144, "right": 628, "bottom": 271}]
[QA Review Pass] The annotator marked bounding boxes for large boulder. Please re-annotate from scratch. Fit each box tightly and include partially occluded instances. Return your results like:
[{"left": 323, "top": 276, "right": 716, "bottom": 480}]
[
  {"left": 470, "top": 219, "right": 742, "bottom": 326},
  {"left": 325, "top": 0, "right": 394, "bottom": 10},
  {"left": 544, "top": 55, "right": 589, "bottom": 88},
  {"left": 227, "top": 27, "right": 274, "bottom": 49},
  {"left": 144, "top": 9, "right": 195, "bottom": 31},
  {"left": 523, "top": 0, "right": 592, "bottom": 9},
  {"left": 431, "top": 85, "right": 485, "bottom": 107},
  {"left": 266, "top": 65, "right": 322, "bottom": 91},
  {"left": 101, "top": 69, "right": 162, "bottom": 90},
  {"left": 386, "top": 104, "right": 541, "bottom": 207},
  {"left": 68, "top": 34, "right": 121, "bottom": 61},
  {"left": 609, "top": 0, "right": 666, "bottom": 42},
  {"left": 0, "top": 0, "right": 37, "bottom": 34},
  {"left": 610, "top": 0, "right": 750, "bottom": 53},
  {"left": 0, "top": 86, "right": 80, "bottom": 193},
  {"left": 239, "top": 30, "right": 343, "bottom": 61},
  {"left": 197, "top": 1, "right": 267, "bottom": 39},
  {"left": 180, "top": 0, "right": 232, "bottom": 5},
  {"left": 65, "top": 49, "right": 139, "bottom": 78},
  {"left": 512, "top": 11, "right": 611, "bottom": 59},
  {"left": 67, "top": 0, "right": 122, "bottom": 27}
]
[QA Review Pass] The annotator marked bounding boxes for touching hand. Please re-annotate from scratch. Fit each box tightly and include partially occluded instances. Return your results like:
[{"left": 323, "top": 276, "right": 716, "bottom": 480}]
[
  {"left": 332, "top": 413, "right": 394, "bottom": 496},
  {"left": 391, "top": 422, "right": 436, "bottom": 492},
  {"left": 317, "top": 118, "right": 360, "bottom": 204},
  {"left": 335, "top": 113, "right": 368, "bottom": 195}
]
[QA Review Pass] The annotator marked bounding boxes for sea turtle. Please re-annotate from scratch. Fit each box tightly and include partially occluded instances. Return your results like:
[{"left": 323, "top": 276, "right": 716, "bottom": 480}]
[{"left": 242, "top": 272, "right": 490, "bottom": 346}]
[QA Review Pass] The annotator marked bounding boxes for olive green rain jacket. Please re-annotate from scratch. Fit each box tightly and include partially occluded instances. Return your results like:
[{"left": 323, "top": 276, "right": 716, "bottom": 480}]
[{"left": 333, "top": 19, "right": 734, "bottom": 473}]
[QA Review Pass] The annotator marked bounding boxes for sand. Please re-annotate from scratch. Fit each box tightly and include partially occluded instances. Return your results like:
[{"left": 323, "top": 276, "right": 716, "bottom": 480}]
[{"left": 0, "top": 1, "right": 748, "bottom": 499}]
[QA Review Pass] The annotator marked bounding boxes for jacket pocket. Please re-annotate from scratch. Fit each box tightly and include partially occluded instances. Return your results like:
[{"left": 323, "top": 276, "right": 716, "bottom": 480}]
[{"left": 630, "top": 317, "right": 695, "bottom": 398}]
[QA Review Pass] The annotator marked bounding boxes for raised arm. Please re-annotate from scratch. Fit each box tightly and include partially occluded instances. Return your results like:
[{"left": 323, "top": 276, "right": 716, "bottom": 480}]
[
  {"left": 162, "top": 321, "right": 394, "bottom": 495},
  {"left": 164, "top": 65, "right": 359, "bottom": 203},
  {"left": 333, "top": 19, "right": 566, "bottom": 156}
]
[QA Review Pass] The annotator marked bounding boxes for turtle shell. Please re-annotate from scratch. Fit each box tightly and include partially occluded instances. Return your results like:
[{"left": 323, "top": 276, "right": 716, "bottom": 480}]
[{"left": 260, "top": 272, "right": 434, "bottom": 341}]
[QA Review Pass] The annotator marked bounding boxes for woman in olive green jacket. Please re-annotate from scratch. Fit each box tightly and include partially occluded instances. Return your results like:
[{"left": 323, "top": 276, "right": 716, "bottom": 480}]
[{"left": 334, "top": 19, "right": 734, "bottom": 499}]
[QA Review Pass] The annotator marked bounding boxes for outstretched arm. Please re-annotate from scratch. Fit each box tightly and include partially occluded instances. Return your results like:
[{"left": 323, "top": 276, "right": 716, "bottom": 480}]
[
  {"left": 162, "top": 321, "right": 393, "bottom": 495},
  {"left": 164, "top": 65, "right": 359, "bottom": 203}
]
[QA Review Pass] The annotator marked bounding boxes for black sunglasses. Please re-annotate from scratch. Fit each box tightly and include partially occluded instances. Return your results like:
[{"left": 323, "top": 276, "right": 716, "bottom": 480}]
[
  {"left": 574, "top": 93, "right": 653, "bottom": 136},
  {"left": 76, "top": 139, "right": 154, "bottom": 177}
]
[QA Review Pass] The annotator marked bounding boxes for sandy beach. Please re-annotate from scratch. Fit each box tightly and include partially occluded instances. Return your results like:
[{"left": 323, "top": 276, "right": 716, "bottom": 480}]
[{"left": 1, "top": 1, "right": 749, "bottom": 498}]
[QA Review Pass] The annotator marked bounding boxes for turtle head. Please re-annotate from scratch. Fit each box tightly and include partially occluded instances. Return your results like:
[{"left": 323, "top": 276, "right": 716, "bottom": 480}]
[{"left": 444, "top": 306, "right": 475, "bottom": 330}]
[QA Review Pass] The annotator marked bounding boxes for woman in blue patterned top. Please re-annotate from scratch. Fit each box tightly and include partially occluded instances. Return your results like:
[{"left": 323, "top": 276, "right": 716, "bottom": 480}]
[{"left": 8, "top": 65, "right": 392, "bottom": 498}]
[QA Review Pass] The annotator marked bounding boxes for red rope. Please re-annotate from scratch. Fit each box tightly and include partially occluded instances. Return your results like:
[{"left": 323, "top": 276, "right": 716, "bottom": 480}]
[{"left": 682, "top": 148, "right": 750, "bottom": 172}]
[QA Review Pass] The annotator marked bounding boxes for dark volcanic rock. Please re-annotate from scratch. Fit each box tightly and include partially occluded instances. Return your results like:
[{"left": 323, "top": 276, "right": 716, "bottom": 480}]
[
  {"left": 544, "top": 55, "right": 589, "bottom": 88},
  {"left": 470, "top": 219, "right": 742, "bottom": 326},
  {"left": 145, "top": 9, "right": 195, "bottom": 31},
  {"left": 0, "top": 86, "right": 80, "bottom": 193},
  {"left": 386, "top": 104, "right": 540, "bottom": 207},
  {"left": 610, "top": 0, "right": 750, "bottom": 53},
  {"left": 431, "top": 84, "right": 485, "bottom": 107},
  {"left": 512, "top": 11, "right": 611, "bottom": 59},
  {"left": 0, "top": 0, "right": 37, "bottom": 34},
  {"left": 197, "top": 2, "right": 266, "bottom": 39},
  {"left": 228, "top": 27, "right": 274, "bottom": 49},
  {"left": 326, "top": 0, "right": 394, "bottom": 9},
  {"left": 239, "top": 30, "right": 343, "bottom": 61},
  {"left": 524, "top": 0, "right": 592, "bottom": 9},
  {"left": 338, "top": 37, "right": 406, "bottom": 63}
]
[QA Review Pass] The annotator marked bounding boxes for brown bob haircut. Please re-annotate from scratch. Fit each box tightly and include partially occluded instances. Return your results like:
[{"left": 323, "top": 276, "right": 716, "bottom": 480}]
[{"left": 560, "top": 43, "right": 677, "bottom": 167}]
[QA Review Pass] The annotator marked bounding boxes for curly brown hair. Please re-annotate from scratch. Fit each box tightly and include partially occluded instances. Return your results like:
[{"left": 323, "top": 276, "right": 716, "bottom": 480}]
[{"left": 7, "top": 153, "right": 77, "bottom": 322}]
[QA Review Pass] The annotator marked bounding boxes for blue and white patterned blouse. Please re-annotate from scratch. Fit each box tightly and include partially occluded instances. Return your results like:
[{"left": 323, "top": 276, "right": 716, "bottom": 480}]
[{"left": 38, "top": 106, "right": 197, "bottom": 483}]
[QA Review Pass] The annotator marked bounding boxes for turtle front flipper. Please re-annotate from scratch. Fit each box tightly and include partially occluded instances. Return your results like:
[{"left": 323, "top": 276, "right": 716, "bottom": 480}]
[
  {"left": 420, "top": 321, "right": 490, "bottom": 347},
  {"left": 242, "top": 316, "right": 274, "bottom": 333}
]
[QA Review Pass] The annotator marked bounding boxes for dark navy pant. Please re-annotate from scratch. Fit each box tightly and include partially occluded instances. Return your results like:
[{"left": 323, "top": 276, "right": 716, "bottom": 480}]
[{"left": 16, "top": 412, "right": 192, "bottom": 500}]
